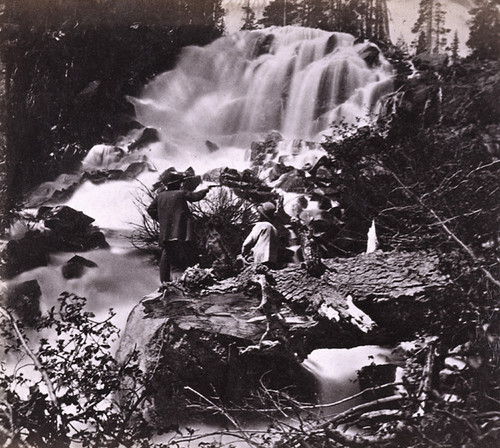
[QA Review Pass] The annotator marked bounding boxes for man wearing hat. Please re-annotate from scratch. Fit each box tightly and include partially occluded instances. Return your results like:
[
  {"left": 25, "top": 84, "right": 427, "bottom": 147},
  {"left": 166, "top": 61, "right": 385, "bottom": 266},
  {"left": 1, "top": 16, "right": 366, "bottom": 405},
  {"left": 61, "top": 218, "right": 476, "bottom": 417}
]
[
  {"left": 241, "top": 202, "right": 279, "bottom": 267},
  {"left": 147, "top": 171, "right": 210, "bottom": 285}
]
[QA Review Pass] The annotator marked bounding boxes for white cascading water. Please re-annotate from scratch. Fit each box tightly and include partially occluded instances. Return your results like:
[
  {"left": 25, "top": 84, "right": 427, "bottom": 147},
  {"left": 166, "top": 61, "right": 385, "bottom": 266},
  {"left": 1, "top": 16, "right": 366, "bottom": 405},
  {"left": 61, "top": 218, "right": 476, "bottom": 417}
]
[
  {"left": 132, "top": 26, "right": 393, "bottom": 165},
  {"left": 7, "top": 27, "right": 395, "bottom": 416}
]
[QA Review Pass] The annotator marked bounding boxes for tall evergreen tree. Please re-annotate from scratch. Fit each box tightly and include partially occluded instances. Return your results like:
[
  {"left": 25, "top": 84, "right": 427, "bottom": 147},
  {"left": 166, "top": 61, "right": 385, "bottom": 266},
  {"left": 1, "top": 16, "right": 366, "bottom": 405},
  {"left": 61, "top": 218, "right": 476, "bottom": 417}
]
[
  {"left": 241, "top": 1, "right": 259, "bottom": 30},
  {"left": 413, "top": 30, "right": 429, "bottom": 54},
  {"left": 449, "top": 30, "right": 460, "bottom": 63},
  {"left": 412, "top": 0, "right": 450, "bottom": 54},
  {"left": 412, "top": 0, "right": 434, "bottom": 53},
  {"left": 259, "top": 0, "right": 300, "bottom": 27},
  {"left": 467, "top": 0, "right": 500, "bottom": 59},
  {"left": 296, "top": 0, "right": 328, "bottom": 28},
  {"left": 433, "top": 1, "right": 450, "bottom": 53}
]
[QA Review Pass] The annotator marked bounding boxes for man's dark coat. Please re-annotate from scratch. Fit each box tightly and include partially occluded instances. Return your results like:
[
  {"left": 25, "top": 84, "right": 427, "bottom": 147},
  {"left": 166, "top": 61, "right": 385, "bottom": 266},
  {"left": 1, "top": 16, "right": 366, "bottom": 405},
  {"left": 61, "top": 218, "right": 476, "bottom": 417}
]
[{"left": 147, "top": 189, "right": 207, "bottom": 245}]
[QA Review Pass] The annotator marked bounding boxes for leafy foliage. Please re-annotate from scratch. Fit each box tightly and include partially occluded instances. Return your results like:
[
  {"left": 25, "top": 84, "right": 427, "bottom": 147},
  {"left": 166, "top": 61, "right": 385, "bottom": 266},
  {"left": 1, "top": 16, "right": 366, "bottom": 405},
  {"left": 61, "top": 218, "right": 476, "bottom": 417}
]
[{"left": 0, "top": 294, "right": 155, "bottom": 448}]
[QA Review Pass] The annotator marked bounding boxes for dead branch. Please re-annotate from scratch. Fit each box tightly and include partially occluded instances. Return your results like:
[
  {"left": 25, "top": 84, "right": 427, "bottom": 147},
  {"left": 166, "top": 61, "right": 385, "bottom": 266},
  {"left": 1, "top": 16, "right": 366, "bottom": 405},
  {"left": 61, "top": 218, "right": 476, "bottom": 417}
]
[
  {"left": 322, "top": 394, "right": 405, "bottom": 427},
  {"left": 386, "top": 169, "right": 500, "bottom": 288},
  {"left": 184, "top": 386, "right": 261, "bottom": 448}
]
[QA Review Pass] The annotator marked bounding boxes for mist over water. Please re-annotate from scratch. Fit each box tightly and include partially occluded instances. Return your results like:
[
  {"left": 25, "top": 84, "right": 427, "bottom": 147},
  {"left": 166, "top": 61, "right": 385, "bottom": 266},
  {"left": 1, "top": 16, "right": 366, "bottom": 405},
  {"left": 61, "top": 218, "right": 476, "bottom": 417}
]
[
  {"left": 67, "top": 26, "right": 393, "bottom": 228},
  {"left": 132, "top": 26, "right": 393, "bottom": 160}
]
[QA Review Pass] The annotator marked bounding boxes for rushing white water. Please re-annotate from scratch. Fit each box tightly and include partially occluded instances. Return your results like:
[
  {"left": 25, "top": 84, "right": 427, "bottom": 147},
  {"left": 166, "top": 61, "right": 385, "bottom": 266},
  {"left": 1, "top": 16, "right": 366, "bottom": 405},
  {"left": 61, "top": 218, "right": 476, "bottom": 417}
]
[
  {"left": 303, "top": 346, "right": 396, "bottom": 412},
  {"left": 59, "top": 26, "right": 393, "bottom": 229},
  {"left": 132, "top": 26, "right": 393, "bottom": 161}
]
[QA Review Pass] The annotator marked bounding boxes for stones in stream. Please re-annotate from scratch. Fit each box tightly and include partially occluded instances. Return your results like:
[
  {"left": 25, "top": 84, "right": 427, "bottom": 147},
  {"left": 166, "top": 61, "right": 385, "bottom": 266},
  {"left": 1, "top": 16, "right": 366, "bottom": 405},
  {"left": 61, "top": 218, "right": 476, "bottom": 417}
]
[
  {"left": 61, "top": 255, "right": 98, "bottom": 279},
  {"left": 1, "top": 206, "right": 108, "bottom": 278}
]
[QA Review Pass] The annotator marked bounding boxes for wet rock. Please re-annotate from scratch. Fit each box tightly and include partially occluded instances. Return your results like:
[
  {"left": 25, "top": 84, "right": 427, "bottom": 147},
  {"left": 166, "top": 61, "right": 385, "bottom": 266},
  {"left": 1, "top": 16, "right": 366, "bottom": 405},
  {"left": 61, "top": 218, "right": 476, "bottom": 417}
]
[
  {"left": 3, "top": 207, "right": 108, "bottom": 278},
  {"left": 250, "top": 131, "right": 283, "bottom": 165},
  {"left": 128, "top": 127, "right": 160, "bottom": 150},
  {"left": 25, "top": 173, "right": 82, "bottom": 207},
  {"left": 4, "top": 279, "right": 42, "bottom": 326},
  {"left": 202, "top": 167, "right": 225, "bottom": 182},
  {"left": 358, "top": 43, "right": 380, "bottom": 67},
  {"left": 220, "top": 167, "right": 276, "bottom": 202},
  {"left": 2, "top": 233, "right": 50, "bottom": 278},
  {"left": 325, "top": 34, "right": 338, "bottom": 54},
  {"left": 121, "top": 161, "right": 154, "bottom": 179},
  {"left": 253, "top": 33, "right": 274, "bottom": 57},
  {"left": 274, "top": 169, "right": 309, "bottom": 192},
  {"left": 205, "top": 140, "right": 219, "bottom": 153},
  {"left": 61, "top": 255, "right": 98, "bottom": 279},
  {"left": 38, "top": 205, "right": 95, "bottom": 234},
  {"left": 267, "top": 162, "right": 294, "bottom": 182}
]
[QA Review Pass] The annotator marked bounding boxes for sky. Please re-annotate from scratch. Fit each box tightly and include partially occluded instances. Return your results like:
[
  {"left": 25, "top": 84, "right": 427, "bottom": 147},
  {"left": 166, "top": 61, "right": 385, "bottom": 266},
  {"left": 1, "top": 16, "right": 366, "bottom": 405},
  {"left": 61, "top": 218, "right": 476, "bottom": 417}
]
[{"left": 222, "top": 0, "right": 474, "bottom": 54}]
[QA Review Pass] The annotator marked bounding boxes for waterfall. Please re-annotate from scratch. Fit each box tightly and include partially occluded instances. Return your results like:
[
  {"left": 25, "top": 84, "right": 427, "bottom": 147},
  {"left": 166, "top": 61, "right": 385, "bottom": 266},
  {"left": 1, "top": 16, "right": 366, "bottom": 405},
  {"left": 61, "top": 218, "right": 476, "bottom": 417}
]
[
  {"left": 8, "top": 26, "right": 395, "bottom": 337},
  {"left": 132, "top": 26, "right": 393, "bottom": 163},
  {"left": 302, "top": 346, "right": 395, "bottom": 412}
]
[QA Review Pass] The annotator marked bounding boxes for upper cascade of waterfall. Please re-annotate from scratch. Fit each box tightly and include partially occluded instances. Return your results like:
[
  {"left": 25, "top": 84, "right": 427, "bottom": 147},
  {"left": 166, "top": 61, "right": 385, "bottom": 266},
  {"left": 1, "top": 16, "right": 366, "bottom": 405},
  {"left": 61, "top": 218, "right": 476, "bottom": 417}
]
[{"left": 132, "top": 26, "right": 393, "bottom": 156}]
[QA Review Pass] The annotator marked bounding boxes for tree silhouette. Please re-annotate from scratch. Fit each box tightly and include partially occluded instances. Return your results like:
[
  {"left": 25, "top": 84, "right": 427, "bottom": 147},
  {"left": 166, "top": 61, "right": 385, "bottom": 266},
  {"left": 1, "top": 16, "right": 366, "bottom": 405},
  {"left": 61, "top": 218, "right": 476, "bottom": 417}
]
[
  {"left": 412, "top": 0, "right": 450, "bottom": 54},
  {"left": 241, "top": 1, "right": 259, "bottom": 30},
  {"left": 467, "top": 0, "right": 500, "bottom": 59},
  {"left": 449, "top": 30, "right": 460, "bottom": 63}
]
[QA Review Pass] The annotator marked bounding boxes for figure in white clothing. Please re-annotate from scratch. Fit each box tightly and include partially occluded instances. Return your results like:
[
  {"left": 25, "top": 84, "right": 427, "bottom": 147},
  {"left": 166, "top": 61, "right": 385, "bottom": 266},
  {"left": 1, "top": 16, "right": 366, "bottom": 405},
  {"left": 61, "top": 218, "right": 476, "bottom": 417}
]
[{"left": 241, "top": 202, "right": 279, "bottom": 268}]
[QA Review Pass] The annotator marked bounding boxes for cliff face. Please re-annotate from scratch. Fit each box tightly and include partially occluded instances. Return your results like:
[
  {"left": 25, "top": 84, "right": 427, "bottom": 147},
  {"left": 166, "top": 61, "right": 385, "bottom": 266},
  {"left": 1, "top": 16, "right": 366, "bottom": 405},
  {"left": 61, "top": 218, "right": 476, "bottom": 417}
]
[{"left": 116, "top": 250, "right": 452, "bottom": 423}]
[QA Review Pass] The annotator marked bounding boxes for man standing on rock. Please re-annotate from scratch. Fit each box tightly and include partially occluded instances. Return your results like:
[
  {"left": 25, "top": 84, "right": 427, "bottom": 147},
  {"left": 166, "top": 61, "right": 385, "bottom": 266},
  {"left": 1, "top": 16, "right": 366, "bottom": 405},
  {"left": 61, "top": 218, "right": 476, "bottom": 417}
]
[{"left": 147, "top": 171, "right": 210, "bottom": 286}]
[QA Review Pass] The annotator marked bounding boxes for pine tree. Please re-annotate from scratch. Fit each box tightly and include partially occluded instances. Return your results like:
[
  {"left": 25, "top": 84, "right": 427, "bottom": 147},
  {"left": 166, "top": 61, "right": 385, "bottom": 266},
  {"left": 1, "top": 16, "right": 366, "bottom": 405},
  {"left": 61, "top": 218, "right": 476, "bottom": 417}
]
[
  {"left": 296, "top": 0, "right": 328, "bottom": 28},
  {"left": 413, "top": 30, "right": 429, "bottom": 54},
  {"left": 412, "top": 0, "right": 450, "bottom": 54},
  {"left": 449, "top": 30, "right": 460, "bottom": 63},
  {"left": 412, "top": 0, "right": 434, "bottom": 53},
  {"left": 467, "top": 0, "right": 500, "bottom": 59},
  {"left": 241, "top": 1, "right": 258, "bottom": 30},
  {"left": 433, "top": 1, "right": 450, "bottom": 53},
  {"left": 259, "top": 0, "right": 299, "bottom": 27}
]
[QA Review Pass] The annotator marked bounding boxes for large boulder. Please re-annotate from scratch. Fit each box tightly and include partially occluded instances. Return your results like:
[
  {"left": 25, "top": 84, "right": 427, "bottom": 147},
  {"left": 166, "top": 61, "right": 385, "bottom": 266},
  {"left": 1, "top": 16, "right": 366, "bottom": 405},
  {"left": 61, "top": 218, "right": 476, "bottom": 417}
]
[
  {"left": 2, "top": 232, "right": 50, "bottom": 278},
  {"left": 38, "top": 205, "right": 94, "bottom": 234},
  {"left": 117, "top": 288, "right": 318, "bottom": 424},
  {"left": 358, "top": 43, "right": 380, "bottom": 67},
  {"left": 117, "top": 250, "right": 452, "bottom": 425}
]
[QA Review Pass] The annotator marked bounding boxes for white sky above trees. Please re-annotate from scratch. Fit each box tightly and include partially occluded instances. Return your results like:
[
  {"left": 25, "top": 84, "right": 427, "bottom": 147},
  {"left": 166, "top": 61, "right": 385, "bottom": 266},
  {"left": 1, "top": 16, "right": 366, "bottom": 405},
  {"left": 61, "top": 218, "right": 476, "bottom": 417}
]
[{"left": 222, "top": 0, "right": 473, "bottom": 55}]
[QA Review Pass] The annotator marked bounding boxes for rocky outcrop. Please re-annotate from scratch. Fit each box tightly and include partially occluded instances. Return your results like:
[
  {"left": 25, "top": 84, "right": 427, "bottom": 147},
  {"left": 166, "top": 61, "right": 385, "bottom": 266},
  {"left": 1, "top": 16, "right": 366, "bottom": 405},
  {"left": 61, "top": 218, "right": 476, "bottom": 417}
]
[
  {"left": 117, "top": 250, "right": 452, "bottom": 423},
  {"left": 25, "top": 153, "right": 155, "bottom": 207},
  {"left": 2, "top": 206, "right": 108, "bottom": 278}
]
